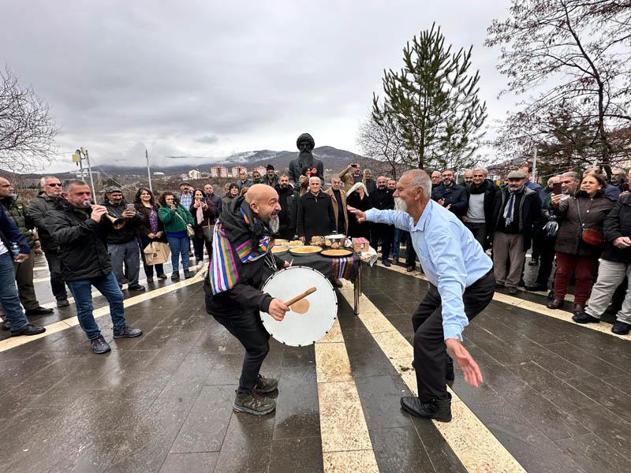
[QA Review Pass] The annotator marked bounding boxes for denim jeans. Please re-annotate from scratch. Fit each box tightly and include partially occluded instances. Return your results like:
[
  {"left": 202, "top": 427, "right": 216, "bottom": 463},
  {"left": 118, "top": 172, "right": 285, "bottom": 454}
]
[
  {"left": 67, "top": 272, "right": 126, "bottom": 340},
  {"left": 393, "top": 228, "right": 401, "bottom": 260},
  {"left": 167, "top": 234, "right": 190, "bottom": 273},
  {"left": 0, "top": 252, "right": 28, "bottom": 332}
]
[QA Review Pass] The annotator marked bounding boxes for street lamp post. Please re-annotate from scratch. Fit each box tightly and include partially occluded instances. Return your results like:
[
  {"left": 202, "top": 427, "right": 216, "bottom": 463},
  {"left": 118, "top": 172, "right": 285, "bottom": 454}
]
[
  {"left": 72, "top": 147, "right": 96, "bottom": 197},
  {"left": 146, "top": 149, "right": 153, "bottom": 192}
]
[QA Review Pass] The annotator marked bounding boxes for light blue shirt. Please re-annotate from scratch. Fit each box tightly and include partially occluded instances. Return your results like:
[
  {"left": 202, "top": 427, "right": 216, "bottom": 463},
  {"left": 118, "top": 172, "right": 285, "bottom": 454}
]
[{"left": 366, "top": 200, "right": 492, "bottom": 340}]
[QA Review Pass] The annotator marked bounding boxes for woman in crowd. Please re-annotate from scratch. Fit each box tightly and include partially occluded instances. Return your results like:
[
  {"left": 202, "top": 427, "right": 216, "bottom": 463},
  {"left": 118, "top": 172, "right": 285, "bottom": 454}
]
[
  {"left": 548, "top": 172, "right": 614, "bottom": 314},
  {"left": 573, "top": 188, "right": 631, "bottom": 334},
  {"left": 222, "top": 183, "right": 239, "bottom": 211},
  {"left": 158, "top": 192, "right": 195, "bottom": 281},
  {"left": 189, "top": 189, "right": 219, "bottom": 264},
  {"left": 134, "top": 188, "right": 167, "bottom": 281},
  {"left": 346, "top": 182, "right": 371, "bottom": 239}
]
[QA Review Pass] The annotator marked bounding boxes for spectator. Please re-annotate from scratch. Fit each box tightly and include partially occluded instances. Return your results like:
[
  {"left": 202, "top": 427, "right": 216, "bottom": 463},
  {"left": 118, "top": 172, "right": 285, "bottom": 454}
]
[
  {"left": 222, "top": 183, "right": 240, "bottom": 212},
  {"left": 490, "top": 170, "right": 541, "bottom": 294},
  {"left": 463, "top": 167, "right": 496, "bottom": 249},
  {"left": 274, "top": 175, "right": 296, "bottom": 239},
  {"left": 518, "top": 163, "right": 546, "bottom": 204},
  {"left": 0, "top": 204, "right": 45, "bottom": 336},
  {"left": 26, "top": 176, "right": 70, "bottom": 307},
  {"left": 102, "top": 187, "right": 145, "bottom": 292},
  {"left": 158, "top": 192, "right": 195, "bottom": 281},
  {"left": 573, "top": 190, "right": 631, "bottom": 334},
  {"left": 0, "top": 177, "right": 53, "bottom": 316},
  {"left": 431, "top": 169, "right": 468, "bottom": 218},
  {"left": 295, "top": 175, "right": 309, "bottom": 197},
  {"left": 548, "top": 172, "right": 614, "bottom": 314},
  {"left": 262, "top": 165, "right": 278, "bottom": 187},
  {"left": 237, "top": 170, "right": 252, "bottom": 190},
  {"left": 297, "top": 177, "right": 335, "bottom": 244},
  {"left": 584, "top": 166, "right": 619, "bottom": 202},
  {"left": 363, "top": 169, "right": 377, "bottom": 195},
  {"left": 463, "top": 169, "right": 474, "bottom": 185},
  {"left": 370, "top": 176, "right": 395, "bottom": 267},
  {"left": 134, "top": 188, "right": 167, "bottom": 282},
  {"left": 325, "top": 176, "right": 349, "bottom": 234},
  {"left": 339, "top": 162, "right": 362, "bottom": 189},
  {"left": 430, "top": 171, "right": 442, "bottom": 188},
  {"left": 179, "top": 183, "right": 194, "bottom": 210},
  {"left": 203, "top": 184, "right": 223, "bottom": 216},
  {"left": 346, "top": 182, "right": 371, "bottom": 239},
  {"left": 610, "top": 167, "right": 628, "bottom": 194},
  {"left": 289, "top": 133, "right": 324, "bottom": 182},
  {"left": 189, "top": 189, "right": 218, "bottom": 263},
  {"left": 252, "top": 170, "right": 263, "bottom": 184},
  {"left": 47, "top": 180, "right": 142, "bottom": 354}
]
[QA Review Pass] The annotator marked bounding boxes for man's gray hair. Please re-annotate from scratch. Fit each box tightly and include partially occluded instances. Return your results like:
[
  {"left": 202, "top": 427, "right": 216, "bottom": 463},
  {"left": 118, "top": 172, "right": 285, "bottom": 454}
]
[
  {"left": 472, "top": 167, "right": 488, "bottom": 175},
  {"left": 39, "top": 176, "right": 60, "bottom": 188},
  {"left": 402, "top": 169, "right": 431, "bottom": 198},
  {"left": 309, "top": 176, "right": 321, "bottom": 185},
  {"left": 561, "top": 171, "right": 579, "bottom": 181},
  {"left": 64, "top": 179, "right": 88, "bottom": 191}
]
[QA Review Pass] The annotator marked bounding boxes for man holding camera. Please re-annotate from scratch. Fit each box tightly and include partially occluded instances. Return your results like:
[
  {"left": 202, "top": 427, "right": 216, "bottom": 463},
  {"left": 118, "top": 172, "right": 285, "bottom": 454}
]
[{"left": 47, "top": 180, "right": 142, "bottom": 354}]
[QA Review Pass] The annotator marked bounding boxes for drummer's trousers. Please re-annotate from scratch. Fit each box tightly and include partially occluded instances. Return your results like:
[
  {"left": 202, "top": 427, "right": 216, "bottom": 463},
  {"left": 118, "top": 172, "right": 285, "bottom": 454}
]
[
  {"left": 412, "top": 269, "right": 495, "bottom": 401},
  {"left": 212, "top": 309, "right": 270, "bottom": 393}
]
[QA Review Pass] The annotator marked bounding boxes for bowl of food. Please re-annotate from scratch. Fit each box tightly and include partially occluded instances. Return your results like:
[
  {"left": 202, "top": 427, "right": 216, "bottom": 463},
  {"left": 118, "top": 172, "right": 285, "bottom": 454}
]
[
  {"left": 310, "top": 235, "right": 325, "bottom": 246},
  {"left": 324, "top": 234, "right": 346, "bottom": 249}
]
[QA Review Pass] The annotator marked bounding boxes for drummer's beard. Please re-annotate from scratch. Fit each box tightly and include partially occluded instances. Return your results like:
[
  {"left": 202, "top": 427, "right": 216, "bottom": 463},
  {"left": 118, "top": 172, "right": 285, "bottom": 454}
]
[
  {"left": 395, "top": 197, "right": 407, "bottom": 213},
  {"left": 269, "top": 214, "right": 280, "bottom": 234}
]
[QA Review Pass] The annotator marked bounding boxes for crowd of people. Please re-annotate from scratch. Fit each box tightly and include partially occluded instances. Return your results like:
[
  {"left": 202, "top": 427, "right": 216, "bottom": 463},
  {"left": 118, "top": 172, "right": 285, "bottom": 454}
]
[{"left": 0, "top": 155, "right": 629, "bottom": 356}]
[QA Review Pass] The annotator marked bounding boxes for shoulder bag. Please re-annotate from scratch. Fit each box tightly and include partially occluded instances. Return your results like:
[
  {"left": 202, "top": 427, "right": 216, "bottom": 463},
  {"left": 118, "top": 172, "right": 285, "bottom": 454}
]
[{"left": 576, "top": 199, "right": 604, "bottom": 246}]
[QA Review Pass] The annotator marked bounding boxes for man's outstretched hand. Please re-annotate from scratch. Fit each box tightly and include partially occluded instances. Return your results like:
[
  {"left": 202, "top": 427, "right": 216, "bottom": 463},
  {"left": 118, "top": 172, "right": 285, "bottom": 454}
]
[
  {"left": 445, "top": 338, "right": 483, "bottom": 388},
  {"left": 347, "top": 206, "right": 366, "bottom": 223}
]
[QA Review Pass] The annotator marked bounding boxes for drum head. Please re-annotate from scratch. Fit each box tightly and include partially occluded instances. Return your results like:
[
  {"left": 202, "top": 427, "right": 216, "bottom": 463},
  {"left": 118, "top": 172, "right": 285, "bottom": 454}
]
[{"left": 260, "top": 266, "right": 338, "bottom": 347}]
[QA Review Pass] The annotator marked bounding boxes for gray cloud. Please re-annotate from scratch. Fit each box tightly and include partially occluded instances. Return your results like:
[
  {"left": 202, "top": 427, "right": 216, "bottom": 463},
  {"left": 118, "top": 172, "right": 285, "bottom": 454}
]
[{"left": 0, "top": 0, "right": 513, "bottom": 171}]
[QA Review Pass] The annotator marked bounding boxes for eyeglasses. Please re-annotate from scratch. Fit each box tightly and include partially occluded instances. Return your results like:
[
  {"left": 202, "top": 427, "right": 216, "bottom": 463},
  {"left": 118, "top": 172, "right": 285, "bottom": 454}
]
[{"left": 47, "top": 183, "right": 62, "bottom": 187}]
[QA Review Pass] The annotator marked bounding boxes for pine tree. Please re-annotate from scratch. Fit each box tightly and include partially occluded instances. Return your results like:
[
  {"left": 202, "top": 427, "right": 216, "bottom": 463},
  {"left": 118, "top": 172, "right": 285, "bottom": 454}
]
[{"left": 372, "top": 23, "right": 487, "bottom": 171}]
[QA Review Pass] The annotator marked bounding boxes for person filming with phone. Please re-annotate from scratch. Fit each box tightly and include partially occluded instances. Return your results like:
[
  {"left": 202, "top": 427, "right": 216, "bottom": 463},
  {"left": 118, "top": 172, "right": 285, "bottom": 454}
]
[{"left": 102, "top": 186, "right": 145, "bottom": 292}]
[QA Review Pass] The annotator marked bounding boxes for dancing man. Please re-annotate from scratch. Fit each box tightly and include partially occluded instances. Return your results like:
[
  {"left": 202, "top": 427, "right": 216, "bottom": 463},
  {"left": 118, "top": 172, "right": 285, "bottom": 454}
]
[
  {"left": 205, "top": 184, "right": 289, "bottom": 415},
  {"left": 348, "top": 169, "right": 495, "bottom": 422}
]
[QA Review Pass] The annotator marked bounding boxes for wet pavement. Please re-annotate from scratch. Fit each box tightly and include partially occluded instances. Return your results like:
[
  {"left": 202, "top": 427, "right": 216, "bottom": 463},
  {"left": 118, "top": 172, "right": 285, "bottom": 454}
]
[{"left": 1, "top": 257, "right": 630, "bottom": 472}]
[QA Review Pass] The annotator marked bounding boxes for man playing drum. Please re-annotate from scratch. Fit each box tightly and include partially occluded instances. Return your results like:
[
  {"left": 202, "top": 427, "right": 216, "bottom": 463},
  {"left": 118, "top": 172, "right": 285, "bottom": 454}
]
[
  {"left": 348, "top": 169, "right": 496, "bottom": 422},
  {"left": 205, "top": 184, "right": 290, "bottom": 416}
]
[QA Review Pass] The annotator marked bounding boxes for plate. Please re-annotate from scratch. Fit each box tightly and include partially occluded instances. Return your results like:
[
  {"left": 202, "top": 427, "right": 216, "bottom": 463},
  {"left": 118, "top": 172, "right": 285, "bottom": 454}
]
[
  {"left": 321, "top": 249, "right": 353, "bottom": 257},
  {"left": 289, "top": 246, "right": 322, "bottom": 255},
  {"left": 272, "top": 246, "right": 288, "bottom": 255}
]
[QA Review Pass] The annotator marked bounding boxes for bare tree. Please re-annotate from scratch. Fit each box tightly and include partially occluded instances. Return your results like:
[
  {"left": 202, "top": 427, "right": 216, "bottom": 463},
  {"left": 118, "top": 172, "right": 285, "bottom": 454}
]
[
  {"left": 487, "top": 0, "right": 631, "bottom": 170},
  {"left": 0, "top": 68, "right": 57, "bottom": 172},
  {"left": 358, "top": 114, "right": 407, "bottom": 179}
]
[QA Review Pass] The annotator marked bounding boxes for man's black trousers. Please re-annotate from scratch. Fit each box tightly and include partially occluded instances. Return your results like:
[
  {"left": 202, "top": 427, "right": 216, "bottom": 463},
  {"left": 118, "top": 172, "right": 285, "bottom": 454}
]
[
  {"left": 412, "top": 270, "right": 495, "bottom": 401},
  {"left": 212, "top": 309, "right": 270, "bottom": 394}
]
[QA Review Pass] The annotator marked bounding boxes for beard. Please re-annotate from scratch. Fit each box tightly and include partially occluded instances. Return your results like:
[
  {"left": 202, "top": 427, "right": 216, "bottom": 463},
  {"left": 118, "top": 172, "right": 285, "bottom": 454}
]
[
  {"left": 395, "top": 197, "right": 407, "bottom": 213},
  {"left": 269, "top": 214, "right": 280, "bottom": 234}
]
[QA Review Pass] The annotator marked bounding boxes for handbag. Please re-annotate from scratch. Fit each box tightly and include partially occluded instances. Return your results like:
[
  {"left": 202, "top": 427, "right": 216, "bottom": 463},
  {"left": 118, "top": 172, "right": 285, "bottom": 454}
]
[
  {"left": 174, "top": 208, "right": 195, "bottom": 237},
  {"left": 143, "top": 241, "right": 171, "bottom": 265},
  {"left": 202, "top": 223, "right": 214, "bottom": 243},
  {"left": 576, "top": 199, "right": 604, "bottom": 246}
]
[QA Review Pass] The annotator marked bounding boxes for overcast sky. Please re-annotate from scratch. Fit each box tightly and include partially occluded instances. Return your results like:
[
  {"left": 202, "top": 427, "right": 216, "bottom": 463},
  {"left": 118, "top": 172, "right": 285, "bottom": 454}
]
[{"left": 1, "top": 0, "right": 514, "bottom": 171}]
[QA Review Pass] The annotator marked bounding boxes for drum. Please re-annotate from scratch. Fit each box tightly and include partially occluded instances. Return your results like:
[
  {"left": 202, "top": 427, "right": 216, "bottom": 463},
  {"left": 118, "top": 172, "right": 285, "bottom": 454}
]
[{"left": 260, "top": 266, "right": 338, "bottom": 347}]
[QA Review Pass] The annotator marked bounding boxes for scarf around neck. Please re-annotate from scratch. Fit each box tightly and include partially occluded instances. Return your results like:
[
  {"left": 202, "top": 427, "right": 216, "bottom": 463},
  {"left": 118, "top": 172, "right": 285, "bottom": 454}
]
[{"left": 503, "top": 185, "right": 524, "bottom": 226}]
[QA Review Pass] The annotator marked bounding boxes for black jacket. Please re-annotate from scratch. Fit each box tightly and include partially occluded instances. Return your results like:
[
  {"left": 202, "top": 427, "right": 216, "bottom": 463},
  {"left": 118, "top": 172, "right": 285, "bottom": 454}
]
[
  {"left": 603, "top": 193, "right": 631, "bottom": 263},
  {"left": 204, "top": 197, "right": 284, "bottom": 317},
  {"left": 464, "top": 179, "right": 497, "bottom": 225},
  {"left": 297, "top": 191, "right": 335, "bottom": 242},
  {"left": 369, "top": 187, "right": 395, "bottom": 211},
  {"left": 431, "top": 182, "right": 468, "bottom": 217},
  {"left": 275, "top": 184, "right": 296, "bottom": 235},
  {"left": 103, "top": 199, "right": 142, "bottom": 244},
  {"left": 490, "top": 186, "right": 541, "bottom": 251},
  {"left": 46, "top": 199, "right": 113, "bottom": 281},
  {"left": 25, "top": 193, "right": 59, "bottom": 252}
]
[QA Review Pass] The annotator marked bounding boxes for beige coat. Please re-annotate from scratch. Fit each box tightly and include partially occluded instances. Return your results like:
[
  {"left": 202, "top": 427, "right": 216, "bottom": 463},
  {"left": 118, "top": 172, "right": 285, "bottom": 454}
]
[{"left": 325, "top": 187, "right": 349, "bottom": 234}]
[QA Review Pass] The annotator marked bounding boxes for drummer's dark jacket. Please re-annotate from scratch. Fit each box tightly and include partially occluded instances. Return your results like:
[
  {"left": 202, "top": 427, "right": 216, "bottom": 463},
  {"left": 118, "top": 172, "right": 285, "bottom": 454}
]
[{"left": 204, "top": 197, "right": 284, "bottom": 317}]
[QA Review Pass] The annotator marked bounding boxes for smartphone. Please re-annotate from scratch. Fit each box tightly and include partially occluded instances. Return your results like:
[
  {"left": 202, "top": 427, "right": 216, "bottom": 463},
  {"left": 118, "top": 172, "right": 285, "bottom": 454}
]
[
  {"left": 126, "top": 203, "right": 135, "bottom": 211},
  {"left": 552, "top": 182, "right": 562, "bottom": 195}
]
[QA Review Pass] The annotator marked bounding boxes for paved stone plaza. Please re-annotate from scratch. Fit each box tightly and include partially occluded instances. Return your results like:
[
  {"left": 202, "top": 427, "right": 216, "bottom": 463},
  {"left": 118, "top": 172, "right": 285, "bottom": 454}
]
[{"left": 1, "top": 257, "right": 630, "bottom": 473}]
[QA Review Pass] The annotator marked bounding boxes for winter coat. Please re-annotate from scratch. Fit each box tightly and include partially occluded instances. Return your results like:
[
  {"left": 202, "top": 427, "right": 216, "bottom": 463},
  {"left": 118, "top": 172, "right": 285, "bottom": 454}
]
[
  {"left": 490, "top": 186, "right": 541, "bottom": 251},
  {"left": 0, "top": 196, "right": 37, "bottom": 248},
  {"left": 554, "top": 190, "right": 614, "bottom": 256},
  {"left": 103, "top": 199, "right": 143, "bottom": 245},
  {"left": 0, "top": 205, "right": 30, "bottom": 255},
  {"left": 602, "top": 193, "right": 631, "bottom": 264},
  {"left": 25, "top": 193, "right": 59, "bottom": 252},
  {"left": 275, "top": 184, "right": 296, "bottom": 236},
  {"left": 346, "top": 191, "right": 371, "bottom": 239},
  {"left": 135, "top": 203, "right": 167, "bottom": 243},
  {"left": 158, "top": 205, "right": 194, "bottom": 234},
  {"left": 46, "top": 199, "right": 112, "bottom": 281},
  {"left": 296, "top": 191, "right": 335, "bottom": 242},
  {"left": 325, "top": 187, "right": 348, "bottom": 234},
  {"left": 464, "top": 179, "right": 497, "bottom": 226},
  {"left": 262, "top": 174, "right": 278, "bottom": 188},
  {"left": 431, "top": 183, "right": 468, "bottom": 217}
]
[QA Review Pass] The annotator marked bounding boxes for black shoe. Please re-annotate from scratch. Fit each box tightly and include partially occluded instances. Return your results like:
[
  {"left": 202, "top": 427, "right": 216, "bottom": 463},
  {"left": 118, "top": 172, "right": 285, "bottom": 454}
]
[
  {"left": 506, "top": 286, "right": 519, "bottom": 295},
  {"left": 157, "top": 273, "right": 167, "bottom": 280},
  {"left": 400, "top": 396, "right": 452, "bottom": 422},
  {"left": 446, "top": 358, "right": 455, "bottom": 383},
  {"left": 184, "top": 270, "right": 195, "bottom": 279},
  {"left": 517, "top": 279, "right": 526, "bottom": 288},
  {"left": 25, "top": 307, "right": 54, "bottom": 316},
  {"left": 128, "top": 284, "right": 146, "bottom": 292},
  {"left": 56, "top": 299, "right": 70, "bottom": 308},
  {"left": 612, "top": 321, "right": 631, "bottom": 335},
  {"left": 572, "top": 312, "right": 600, "bottom": 324},
  {"left": 90, "top": 336, "right": 111, "bottom": 354},
  {"left": 254, "top": 374, "right": 279, "bottom": 394},
  {"left": 171, "top": 273, "right": 180, "bottom": 281},
  {"left": 547, "top": 299, "right": 564, "bottom": 310},
  {"left": 406, "top": 266, "right": 415, "bottom": 272},
  {"left": 146, "top": 276, "right": 154, "bottom": 282},
  {"left": 525, "top": 284, "right": 547, "bottom": 292},
  {"left": 383, "top": 259, "right": 392, "bottom": 267},
  {"left": 113, "top": 326, "right": 143, "bottom": 338},
  {"left": 11, "top": 323, "right": 46, "bottom": 337},
  {"left": 233, "top": 391, "right": 276, "bottom": 416}
]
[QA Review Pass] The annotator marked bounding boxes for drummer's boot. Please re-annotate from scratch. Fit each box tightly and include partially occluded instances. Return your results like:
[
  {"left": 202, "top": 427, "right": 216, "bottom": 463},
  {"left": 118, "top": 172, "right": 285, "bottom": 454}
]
[
  {"left": 254, "top": 374, "right": 279, "bottom": 394},
  {"left": 233, "top": 391, "right": 276, "bottom": 416},
  {"left": 400, "top": 394, "right": 452, "bottom": 422}
]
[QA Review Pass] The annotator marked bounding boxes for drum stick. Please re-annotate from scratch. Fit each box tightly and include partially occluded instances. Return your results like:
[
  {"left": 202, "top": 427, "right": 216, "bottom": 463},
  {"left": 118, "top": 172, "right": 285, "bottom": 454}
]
[{"left": 284, "top": 287, "right": 317, "bottom": 307}]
